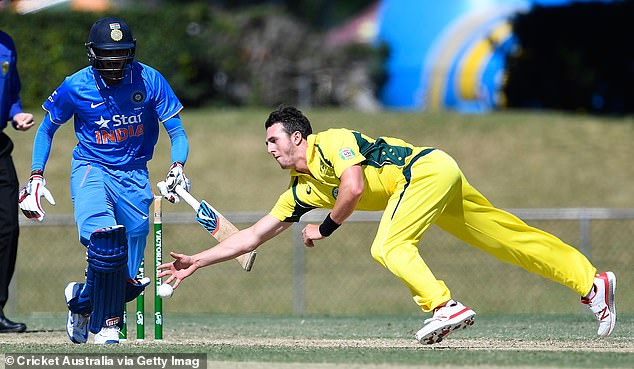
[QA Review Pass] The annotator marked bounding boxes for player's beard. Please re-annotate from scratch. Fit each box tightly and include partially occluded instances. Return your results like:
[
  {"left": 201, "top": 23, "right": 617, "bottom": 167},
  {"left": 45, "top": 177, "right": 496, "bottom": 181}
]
[{"left": 275, "top": 145, "right": 297, "bottom": 170}]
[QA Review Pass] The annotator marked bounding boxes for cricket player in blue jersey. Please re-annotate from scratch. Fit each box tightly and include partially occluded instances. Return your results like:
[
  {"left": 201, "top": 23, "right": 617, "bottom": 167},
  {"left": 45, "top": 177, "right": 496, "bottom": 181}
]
[{"left": 18, "top": 17, "right": 190, "bottom": 344}]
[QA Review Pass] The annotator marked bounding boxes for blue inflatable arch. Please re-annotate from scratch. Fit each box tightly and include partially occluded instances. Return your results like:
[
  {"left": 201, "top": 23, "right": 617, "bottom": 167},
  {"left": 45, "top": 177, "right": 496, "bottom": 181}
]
[{"left": 375, "top": 0, "right": 618, "bottom": 112}]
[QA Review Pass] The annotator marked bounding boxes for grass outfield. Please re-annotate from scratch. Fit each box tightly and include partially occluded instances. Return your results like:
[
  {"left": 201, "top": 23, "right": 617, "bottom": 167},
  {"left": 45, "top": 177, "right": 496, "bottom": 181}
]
[
  {"left": 8, "top": 108, "right": 634, "bottom": 212},
  {"left": 1, "top": 314, "right": 633, "bottom": 368}
]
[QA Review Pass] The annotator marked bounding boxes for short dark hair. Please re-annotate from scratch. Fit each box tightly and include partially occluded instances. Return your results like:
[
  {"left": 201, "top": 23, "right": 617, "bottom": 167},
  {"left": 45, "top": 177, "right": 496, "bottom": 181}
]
[{"left": 264, "top": 105, "right": 313, "bottom": 139}]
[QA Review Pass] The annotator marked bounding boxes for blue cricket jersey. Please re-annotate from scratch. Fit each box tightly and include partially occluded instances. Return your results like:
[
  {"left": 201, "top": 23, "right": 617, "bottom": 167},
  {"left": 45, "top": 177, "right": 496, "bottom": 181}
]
[{"left": 42, "top": 62, "right": 183, "bottom": 168}]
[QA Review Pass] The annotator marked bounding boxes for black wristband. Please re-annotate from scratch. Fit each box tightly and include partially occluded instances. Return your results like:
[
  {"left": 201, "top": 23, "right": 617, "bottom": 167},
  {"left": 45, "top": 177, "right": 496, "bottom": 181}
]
[
  {"left": 31, "top": 169, "right": 44, "bottom": 176},
  {"left": 319, "top": 213, "right": 341, "bottom": 237}
]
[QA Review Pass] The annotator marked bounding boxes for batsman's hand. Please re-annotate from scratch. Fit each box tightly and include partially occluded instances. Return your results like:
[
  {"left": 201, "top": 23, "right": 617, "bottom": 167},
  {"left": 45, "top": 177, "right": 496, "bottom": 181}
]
[
  {"left": 157, "top": 252, "right": 198, "bottom": 289},
  {"left": 157, "top": 180, "right": 179, "bottom": 203},
  {"left": 18, "top": 174, "right": 56, "bottom": 221},
  {"left": 163, "top": 162, "right": 190, "bottom": 203}
]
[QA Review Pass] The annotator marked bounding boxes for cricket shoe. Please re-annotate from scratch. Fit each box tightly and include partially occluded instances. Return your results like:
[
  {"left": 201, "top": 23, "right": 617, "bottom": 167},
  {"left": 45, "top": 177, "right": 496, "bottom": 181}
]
[
  {"left": 581, "top": 271, "right": 616, "bottom": 337},
  {"left": 64, "top": 282, "right": 89, "bottom": 344},
  {"left": 94, "top": 326, "right": 120, "bottom": 344},
  {"left": 415, "top": 300, "right": 475, "bottom": 344}
]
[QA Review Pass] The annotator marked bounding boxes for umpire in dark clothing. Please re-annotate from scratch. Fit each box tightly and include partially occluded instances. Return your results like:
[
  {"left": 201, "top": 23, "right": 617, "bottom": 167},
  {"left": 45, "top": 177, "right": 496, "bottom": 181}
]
[{"left": 0, "top": 30, "right": 34, "bottom": 333}]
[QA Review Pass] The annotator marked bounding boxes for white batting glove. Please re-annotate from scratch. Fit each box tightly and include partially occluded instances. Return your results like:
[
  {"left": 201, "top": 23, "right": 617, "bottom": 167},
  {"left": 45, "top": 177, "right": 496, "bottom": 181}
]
[
  {"left": 157, "top": 180, "right": 180, "bottom": 204},
  {"left": 18, "top": 174, "right": 56, "bottom": 221},
  {"left": 163, "top": 162, "right": 190, "bottom": 203}
]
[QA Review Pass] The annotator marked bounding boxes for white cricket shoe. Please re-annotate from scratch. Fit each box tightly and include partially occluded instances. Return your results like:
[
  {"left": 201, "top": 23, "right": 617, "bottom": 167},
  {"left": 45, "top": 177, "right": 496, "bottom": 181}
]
[
  {"left": 94, "top": 326, "right": 120, "bottom": 344},
  {"left": 415, "top": 300, "right": 476, "bottom": 344},
  {"left": 64, "top": 282, "right": 89, "bottom": 344},
  {"left": 581, "top": 271, "right": 616, "bottom": 337}
]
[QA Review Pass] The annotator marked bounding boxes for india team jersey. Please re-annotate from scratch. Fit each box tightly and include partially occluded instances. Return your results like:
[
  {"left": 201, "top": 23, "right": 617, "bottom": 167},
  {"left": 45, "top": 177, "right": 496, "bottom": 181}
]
[
  {"left": 270, "top": 128, "right": 434, "bottom": 222},
  {"left": 43, "top": 62, "right": 183, "bottom": 168}
]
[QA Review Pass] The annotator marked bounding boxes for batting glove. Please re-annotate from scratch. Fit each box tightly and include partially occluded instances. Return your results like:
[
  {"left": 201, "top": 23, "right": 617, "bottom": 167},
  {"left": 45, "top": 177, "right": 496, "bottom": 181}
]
[
  {"left": 163, "top": 162, "right": 190, "bottom": 203},
  {"left": 158, "top": 181, "right": 180, "bottom": 204},
  {"left": 18, "top": 174, "right": 56, "bottom": 221}
]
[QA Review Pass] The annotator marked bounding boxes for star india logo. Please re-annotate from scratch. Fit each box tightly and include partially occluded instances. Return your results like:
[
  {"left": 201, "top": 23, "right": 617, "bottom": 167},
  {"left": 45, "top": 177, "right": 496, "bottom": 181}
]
[
  {"left": 95, "top": 116, "right": 110, "bottom": 129},
  {"left": 93, "top": 113, "right": 145, "bottom": 144}
]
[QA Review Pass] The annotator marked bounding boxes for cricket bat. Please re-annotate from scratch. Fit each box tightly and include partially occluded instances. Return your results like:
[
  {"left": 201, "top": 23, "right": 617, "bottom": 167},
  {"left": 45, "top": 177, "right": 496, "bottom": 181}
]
[{"left": 157, "top": 181, "right": 256, "bottom": 271}]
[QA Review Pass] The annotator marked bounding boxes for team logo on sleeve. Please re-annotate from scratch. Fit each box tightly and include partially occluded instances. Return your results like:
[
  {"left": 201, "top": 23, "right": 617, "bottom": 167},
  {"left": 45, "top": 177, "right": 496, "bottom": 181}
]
[
  {"left": 2, "top": 61, "right": 8, "bottom": 75},
  {"left": 339, "top": 148, "right": 356, "bottom": 160}
]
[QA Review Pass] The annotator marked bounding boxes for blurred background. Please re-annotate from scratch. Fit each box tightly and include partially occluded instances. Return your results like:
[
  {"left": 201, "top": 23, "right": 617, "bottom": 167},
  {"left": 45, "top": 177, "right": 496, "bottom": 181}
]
[
  {"left": 1, "top": 0, "right": 633, "bottom": 321},
  {"left": 3, "top": 0, "right": 634, "bottom": 114}
]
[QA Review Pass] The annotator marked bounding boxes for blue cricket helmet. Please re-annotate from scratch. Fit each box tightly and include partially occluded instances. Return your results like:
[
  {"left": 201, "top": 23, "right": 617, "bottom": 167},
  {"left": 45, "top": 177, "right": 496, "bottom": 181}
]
[{"left": 85, "top": 16, "right": 136, "bottom": 81}]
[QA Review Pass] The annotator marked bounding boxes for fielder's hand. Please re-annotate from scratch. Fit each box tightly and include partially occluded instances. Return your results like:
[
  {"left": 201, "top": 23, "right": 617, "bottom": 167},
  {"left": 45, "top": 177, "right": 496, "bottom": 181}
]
[
  {"left": 302, "top": 224, "right": 324, "bottom": 247},
  {"left": 162, "top": 162, "right": 190, "bottom": 203},
  {"left": 18, "top": 174, "right": 56, "bottom": 221},
  {"left": 157, "top": 252, "right": 197, "bottom": 289}
]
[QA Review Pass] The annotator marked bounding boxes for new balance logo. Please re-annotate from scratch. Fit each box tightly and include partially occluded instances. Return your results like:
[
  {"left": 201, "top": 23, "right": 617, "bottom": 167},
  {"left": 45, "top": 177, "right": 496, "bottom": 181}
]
[
  {"left": 597, "top": 307, "right": 609, "bottom": 320},
  {"left": 91, "top": 101, "right": 105, "bottom": 108}
]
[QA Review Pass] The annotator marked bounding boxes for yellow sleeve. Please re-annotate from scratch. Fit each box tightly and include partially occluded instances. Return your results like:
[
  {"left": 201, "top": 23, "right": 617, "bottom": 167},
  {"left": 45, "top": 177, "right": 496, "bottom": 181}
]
[
  {"left": 269, "top": 188, "right": 297, "bottom": 222},
  {"left": 269, "top": 177, "right": 317, "bottom": 222}
]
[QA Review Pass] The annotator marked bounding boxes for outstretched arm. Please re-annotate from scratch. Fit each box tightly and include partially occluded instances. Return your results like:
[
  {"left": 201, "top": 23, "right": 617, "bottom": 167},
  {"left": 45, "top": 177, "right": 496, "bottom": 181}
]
[{"left": 158, "top": 214, "right": 291, "bottom": 288}]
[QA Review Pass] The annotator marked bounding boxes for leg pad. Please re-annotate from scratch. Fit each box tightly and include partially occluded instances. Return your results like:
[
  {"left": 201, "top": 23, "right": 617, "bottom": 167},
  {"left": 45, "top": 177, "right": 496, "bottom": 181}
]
[{"left": 84, "top": 226, "right": 128, "bottom": 334}]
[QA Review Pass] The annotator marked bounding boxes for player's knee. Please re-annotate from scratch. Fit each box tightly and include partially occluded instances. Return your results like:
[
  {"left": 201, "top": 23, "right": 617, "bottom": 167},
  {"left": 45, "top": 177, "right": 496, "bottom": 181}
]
[
  {"left": 127, "top": 221, "right": 149, "bottom": 238},
  {"left": 88, "top": 225, "right": 128, "bottom": 270},
  {"left": 370, "top": 243, "right": 386, "bottom": 264}
]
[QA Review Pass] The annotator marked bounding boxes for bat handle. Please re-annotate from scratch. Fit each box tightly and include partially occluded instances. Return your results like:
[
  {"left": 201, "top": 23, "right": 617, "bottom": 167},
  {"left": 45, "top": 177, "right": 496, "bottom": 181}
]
[
  {"left": 173, "top": 185, "right": 200, "bottom": 210},
  {"left": 239, "top": 252, "right": 257, "bottom": 272}
]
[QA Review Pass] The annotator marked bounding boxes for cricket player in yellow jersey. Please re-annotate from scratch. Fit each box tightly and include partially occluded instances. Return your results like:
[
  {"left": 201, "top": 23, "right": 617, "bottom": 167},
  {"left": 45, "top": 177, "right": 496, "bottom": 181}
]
[{"left": 159, "top": 106, "right": 617, "bottom": 344}]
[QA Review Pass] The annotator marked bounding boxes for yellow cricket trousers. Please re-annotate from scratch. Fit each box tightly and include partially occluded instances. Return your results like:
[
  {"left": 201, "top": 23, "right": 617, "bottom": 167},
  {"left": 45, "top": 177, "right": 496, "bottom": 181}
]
[{"left": 369, "top": 149, "right": 597, "bottom": 312}]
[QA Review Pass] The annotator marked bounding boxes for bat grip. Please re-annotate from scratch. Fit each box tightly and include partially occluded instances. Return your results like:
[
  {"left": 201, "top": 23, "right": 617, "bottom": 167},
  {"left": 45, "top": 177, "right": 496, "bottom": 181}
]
[{"left": 174, "top": 185, "right": 200, "bottom": 210}]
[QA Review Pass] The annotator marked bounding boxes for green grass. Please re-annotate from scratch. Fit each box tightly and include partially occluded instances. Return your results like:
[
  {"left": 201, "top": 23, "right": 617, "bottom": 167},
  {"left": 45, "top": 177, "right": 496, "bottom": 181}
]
[
  {"left": 2, "top": 314, "right": 633, "bottom": 368},
  {"left": 8, "top": 108, "right": 634, "bottom": 212}
]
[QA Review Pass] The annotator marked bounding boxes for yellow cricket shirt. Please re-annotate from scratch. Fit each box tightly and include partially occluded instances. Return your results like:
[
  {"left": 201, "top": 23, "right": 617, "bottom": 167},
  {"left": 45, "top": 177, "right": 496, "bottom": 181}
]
[{"left": 269, "top": 128, "right": 434, "bottom": 222}]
